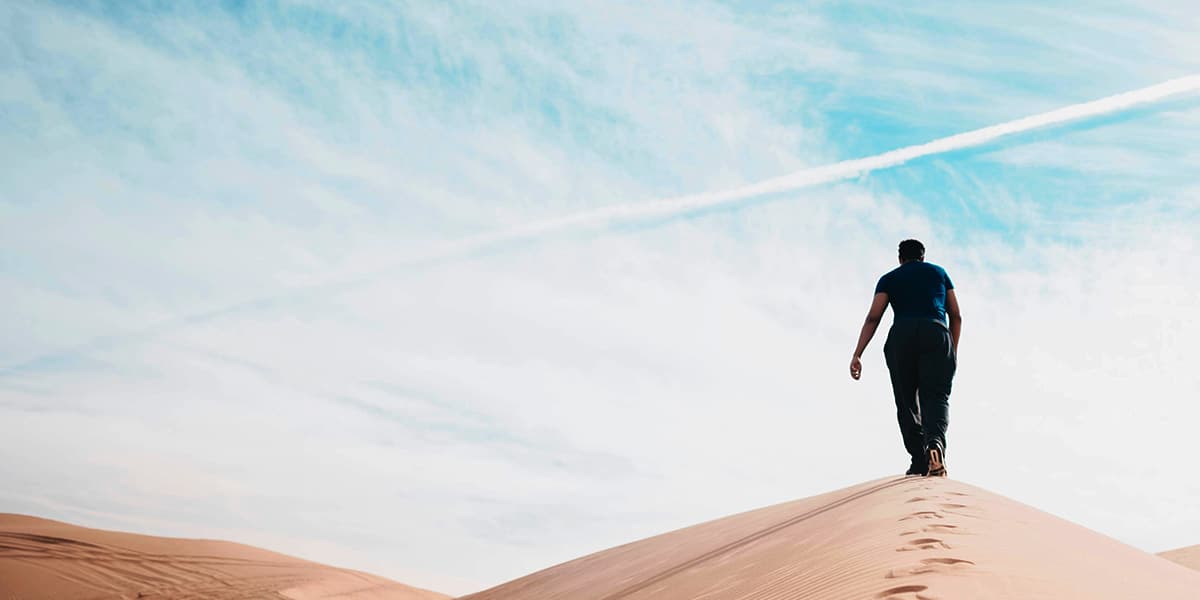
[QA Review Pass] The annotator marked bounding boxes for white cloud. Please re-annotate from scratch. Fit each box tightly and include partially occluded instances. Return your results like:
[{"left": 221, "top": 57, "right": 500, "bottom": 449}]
[{"left": 3, "top": 1, "right": 1200, "bottom": 596}]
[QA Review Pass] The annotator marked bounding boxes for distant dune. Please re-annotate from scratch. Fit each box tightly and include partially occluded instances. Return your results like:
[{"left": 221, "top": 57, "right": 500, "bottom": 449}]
[
  {"left": 462, "top": 477, "right": 1200, "bottom": 599},
  {"left": 0, "top": 513, "right": 447, "bottom": 600},
  {"left": 1160, "top": 544, "right": 1200, "bottom": 572}
]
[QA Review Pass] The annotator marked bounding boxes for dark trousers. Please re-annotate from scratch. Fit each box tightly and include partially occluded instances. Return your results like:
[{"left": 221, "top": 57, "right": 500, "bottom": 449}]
[{"left": 884, "top": 319, "right": 956, "bottom": 465}]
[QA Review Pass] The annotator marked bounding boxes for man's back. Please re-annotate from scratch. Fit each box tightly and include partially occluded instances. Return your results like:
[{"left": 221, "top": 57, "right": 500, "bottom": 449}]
[
  {"left": 875, "top": 261, "right": 954, "bottom": 323},
  {"left": 852, "top": 240, "right": 961, "bottom": 477}
]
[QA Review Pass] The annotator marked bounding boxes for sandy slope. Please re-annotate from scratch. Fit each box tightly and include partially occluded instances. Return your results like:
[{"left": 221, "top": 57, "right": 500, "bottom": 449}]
[
  {"left": 0, "top": 513, "right": 447, "bottom": 600},
  {"left": 1160, "top": 545, "right": 1200, "bottom": 571},
  {"left": 462, "top": 477, "right": 1200, "bottom": 600}
]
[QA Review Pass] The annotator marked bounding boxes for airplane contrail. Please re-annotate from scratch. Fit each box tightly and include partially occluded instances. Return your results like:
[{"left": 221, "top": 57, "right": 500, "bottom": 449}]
[
  {"left": 423, "top": 74, "right": 1200, "bottom": 261},
  {"left": 2, "top": 75, "right": 1199, "bottom": 376}
]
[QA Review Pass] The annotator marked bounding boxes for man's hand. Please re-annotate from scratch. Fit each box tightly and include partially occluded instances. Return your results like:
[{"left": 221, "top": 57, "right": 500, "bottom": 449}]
[{"left": 850, "top": 355, "right": 863, "bottom": 380}]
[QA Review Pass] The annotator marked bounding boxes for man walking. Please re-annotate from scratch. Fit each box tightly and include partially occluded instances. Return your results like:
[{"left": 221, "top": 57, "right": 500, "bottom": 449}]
[{"left": 849, "top": 240, "right": 961, "bottom": 477}]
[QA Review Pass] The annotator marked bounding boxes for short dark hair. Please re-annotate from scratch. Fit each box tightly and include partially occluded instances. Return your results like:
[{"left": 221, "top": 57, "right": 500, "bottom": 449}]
[{"left": 898, "top": 239, "right": 925, "bottom": 261}]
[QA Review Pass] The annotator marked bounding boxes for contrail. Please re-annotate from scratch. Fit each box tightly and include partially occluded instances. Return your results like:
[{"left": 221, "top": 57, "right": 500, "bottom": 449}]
[
  {"left": 2, "top": 75, "right": 1199, "bottom": 376},
  {"left": 424, "top": 74, "right": 1200, "bottom": 260}
]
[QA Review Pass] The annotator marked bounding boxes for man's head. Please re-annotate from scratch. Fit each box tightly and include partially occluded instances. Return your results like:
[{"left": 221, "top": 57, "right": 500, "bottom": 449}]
[{"left": 898, "top": 239, "right": 925, "bottom": 263}]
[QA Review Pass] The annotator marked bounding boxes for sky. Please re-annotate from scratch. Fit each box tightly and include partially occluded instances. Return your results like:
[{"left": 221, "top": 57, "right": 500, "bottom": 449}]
[{"left": 2, "top": 0, "right": 1199, "bottom": 595}]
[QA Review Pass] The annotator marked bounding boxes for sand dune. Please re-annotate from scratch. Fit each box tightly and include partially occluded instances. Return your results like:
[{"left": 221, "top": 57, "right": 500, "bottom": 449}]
[
  {"left": 462, "top": 477, "right": 1200, "bottom": 600},
  {"left": 1160, "top": 545, "right": 1200, "bottom": 572},
  {"left": 0, "top": 513, "right": 446, "bottom": 600},
  {"left": 7, "top": 480, "right": 1197, "bottom": 600}
]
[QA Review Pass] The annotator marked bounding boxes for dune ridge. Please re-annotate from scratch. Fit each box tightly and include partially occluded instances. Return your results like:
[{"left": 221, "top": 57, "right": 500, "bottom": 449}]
[
  {"left": 1160, "top": 544, "right": 1200, "bottom": 572},
  {"left": 462, "top": 477, "right": 1200, "bottom": 600},
  {"left": 5, "top": 478, "right": 1198, "bottom": 600},
  {"left": 0, "top": 513, "right": 447, "bottom": 600}
]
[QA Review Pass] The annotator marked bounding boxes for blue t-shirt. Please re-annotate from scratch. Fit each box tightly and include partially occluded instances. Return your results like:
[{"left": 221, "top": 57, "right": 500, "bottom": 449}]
[{"left": 875, "top": 261, "right": 955, "bottom": 323}]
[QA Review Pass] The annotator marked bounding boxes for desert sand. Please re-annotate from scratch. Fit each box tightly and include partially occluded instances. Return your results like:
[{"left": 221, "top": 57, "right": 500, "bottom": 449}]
[
  {"left": 6, "top": 478, "right": 1198, "bottom": 600},
  {"left": 0, "top": 513, "right": 447, "bottom": 600},
  {"left": 463, "top": 476, "right": 1200, "bottom": 600},
  {"left": 1161, "top": 545, "right": 1200, "bottom": 572}
]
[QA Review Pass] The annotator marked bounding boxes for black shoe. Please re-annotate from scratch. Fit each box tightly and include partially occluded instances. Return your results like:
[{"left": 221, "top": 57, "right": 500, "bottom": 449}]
[
  {"left": 905, "top": 459, "right": 927, "bottom": 476},
  {"left": 926, "top": 445, "right": 947, "bottom": 477}
]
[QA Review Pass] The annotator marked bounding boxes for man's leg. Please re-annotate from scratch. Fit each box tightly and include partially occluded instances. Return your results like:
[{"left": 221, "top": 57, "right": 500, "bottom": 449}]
[
  {"left": 917, "top": 322, "right": 956, "bottom": 457},
  {"left": 884, "top": 323, "right": 924, "bottom": 473}
]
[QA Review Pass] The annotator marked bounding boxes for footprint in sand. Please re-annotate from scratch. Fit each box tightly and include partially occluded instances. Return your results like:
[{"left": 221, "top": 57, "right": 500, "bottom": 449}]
[
  {"left": 876, "top": 584, "right": 938, "bottom": 600},
  {"left": 897, "top": 537, "right": 952, "bottom": 551},
  {"left": 913, "top": 524, "right": 968, "bottom": 536},
  {"left": 923, "top": 557, "right": 974, "bottom": 566},
  {"left": 936, "top": 503, "right": 983, "bottom": 519},
  {"left": 905, "top": 495, "right": 957, "bottom": 504},
  {"left": 899, "top": 511, "right": 945, "bottom": 521},
  {"left": 887, "top": 557, "right": 976, "bottom": 578}
]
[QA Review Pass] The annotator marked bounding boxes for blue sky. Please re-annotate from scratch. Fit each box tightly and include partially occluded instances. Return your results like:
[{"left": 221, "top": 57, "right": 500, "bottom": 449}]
[{"left": 3, "top": 1, "right": 1200, "bottom": 595}]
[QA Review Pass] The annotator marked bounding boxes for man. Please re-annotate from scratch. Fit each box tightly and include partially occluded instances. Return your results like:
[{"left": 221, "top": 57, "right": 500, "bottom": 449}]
[{"left": 849, "top": 239, "right": 961, "bottom": 477}]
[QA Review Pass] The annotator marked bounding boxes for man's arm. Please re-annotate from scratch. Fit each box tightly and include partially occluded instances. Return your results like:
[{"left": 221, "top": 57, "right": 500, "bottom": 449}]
[
  {"left": 945, "top": 288, "right": 962, "bottom": 355},
  {"left": 850, "top": 292, "right": 889, "bottom": 380}
]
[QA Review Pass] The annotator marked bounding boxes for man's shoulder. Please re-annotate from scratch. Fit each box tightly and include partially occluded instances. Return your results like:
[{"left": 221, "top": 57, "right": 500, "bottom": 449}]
[
  {"left": 897, "top": 262, "right": 952, "bottom": 283},
  {"left": 924, "top": 262, "right": 948, "bottom": 274},
  {"left": 923, "top": 262, "right": 953, "bottom": 288},
  {"left": 878, "top": 265, "right": 902, "bottom": 283},
  {"left": 875, "top": 266, "right": 900, "bottom": 293}
]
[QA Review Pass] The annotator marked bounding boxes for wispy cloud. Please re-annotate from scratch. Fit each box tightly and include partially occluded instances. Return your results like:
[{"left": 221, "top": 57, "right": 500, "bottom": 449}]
[
  {"left": 6, "top": 74, "right": 1196, "bottom": 380},
  {"left": 3, "top": 1, "right": 1200, "bottom": 596}
]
